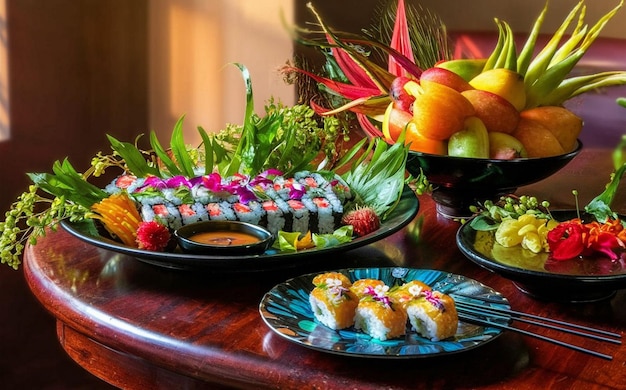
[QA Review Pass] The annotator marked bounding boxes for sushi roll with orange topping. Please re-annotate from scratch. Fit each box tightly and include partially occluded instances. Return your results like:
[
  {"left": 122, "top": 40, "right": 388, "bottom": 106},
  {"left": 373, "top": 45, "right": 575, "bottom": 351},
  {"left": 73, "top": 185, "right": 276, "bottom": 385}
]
[
  {"left": 309, "top": 272, "right": 358, "bottom": 330},
  {"left": 405, "top": 290, "right": 458, "bottom": 341},
  {"left": 353, "top": 284, "right": 407, "bottom": 341}
]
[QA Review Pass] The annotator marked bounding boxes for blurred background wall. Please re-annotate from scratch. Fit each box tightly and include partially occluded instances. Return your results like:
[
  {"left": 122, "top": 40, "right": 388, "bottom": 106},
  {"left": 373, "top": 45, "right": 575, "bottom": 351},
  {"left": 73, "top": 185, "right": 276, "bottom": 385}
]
[{"left": 148, "top": 0, "right": 295, "bottom": 145}]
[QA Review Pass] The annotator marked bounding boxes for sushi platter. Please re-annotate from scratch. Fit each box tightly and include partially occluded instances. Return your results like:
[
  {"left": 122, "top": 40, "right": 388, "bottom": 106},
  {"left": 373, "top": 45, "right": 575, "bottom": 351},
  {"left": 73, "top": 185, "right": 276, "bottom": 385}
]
[
  {"left": 259, "top": 267, "right": 509, "bottom": 358},
  {"left": 61, "top": 186, "right": 419, "bottom": 271}
]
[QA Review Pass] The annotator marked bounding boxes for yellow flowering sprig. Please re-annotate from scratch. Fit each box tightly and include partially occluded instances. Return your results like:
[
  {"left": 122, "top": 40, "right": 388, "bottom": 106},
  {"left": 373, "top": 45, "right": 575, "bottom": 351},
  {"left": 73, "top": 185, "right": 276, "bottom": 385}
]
[{"left": 0, "top": 185, "right": 89, "bottom": 269}]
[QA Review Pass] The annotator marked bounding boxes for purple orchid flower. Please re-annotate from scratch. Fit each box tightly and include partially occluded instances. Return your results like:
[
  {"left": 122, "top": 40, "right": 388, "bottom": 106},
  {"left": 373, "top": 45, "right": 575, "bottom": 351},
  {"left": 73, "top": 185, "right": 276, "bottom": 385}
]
[{"left": 289, "top": 182, "right": 306, "bottom": 200}]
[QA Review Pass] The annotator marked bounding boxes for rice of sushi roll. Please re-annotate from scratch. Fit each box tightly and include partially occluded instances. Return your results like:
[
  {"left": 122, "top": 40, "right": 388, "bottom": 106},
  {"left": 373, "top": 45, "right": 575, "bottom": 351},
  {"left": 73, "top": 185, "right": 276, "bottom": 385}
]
[
  {"left": 309, "top": 272, "right": 358, "bottom": 330},
  {"left": 133, "top": 189, "right": 168, "bottom": 206},
  {"left": 191, "top": 184, "right": 221, "bottom": 205},
  {"left": 162, "top": 187, "right": 185, "bottom": 205},
  {"left": 405, "top": 290, "right": 458, "bottom": 341},
  {"left": 192, "top": 202, "right": 209, "bottom": 222},
  {"left": 353, "top": 284, "right": 407, "bottom": 341}
]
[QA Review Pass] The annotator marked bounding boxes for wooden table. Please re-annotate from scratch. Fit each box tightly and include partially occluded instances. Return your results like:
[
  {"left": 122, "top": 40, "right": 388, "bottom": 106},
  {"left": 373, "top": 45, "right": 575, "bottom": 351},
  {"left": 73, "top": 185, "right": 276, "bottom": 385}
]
[{"left": 23, "top": 148, "right": 626, "bottom": 389}]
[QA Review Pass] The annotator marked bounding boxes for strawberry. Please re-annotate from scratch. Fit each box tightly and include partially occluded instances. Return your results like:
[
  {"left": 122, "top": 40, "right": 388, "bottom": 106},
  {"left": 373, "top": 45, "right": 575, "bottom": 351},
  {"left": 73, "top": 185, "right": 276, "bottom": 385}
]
[{"left": 342, "top": 206, "right": 381, "bottom": 237}]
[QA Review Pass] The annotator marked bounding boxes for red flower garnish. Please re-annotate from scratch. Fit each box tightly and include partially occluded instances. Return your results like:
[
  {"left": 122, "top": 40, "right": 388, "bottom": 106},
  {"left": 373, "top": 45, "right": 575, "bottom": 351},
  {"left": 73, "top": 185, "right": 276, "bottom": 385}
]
[
  {"left": 547, "top": 218, "right": 626, "bottom": 261},
  {"left": 546, "top": 220, "right": 586, "bottom": 260},
  {"left": 136, "top": 221, "right": 171, "bottom": 251},
  {"left": 583, "top": 220, "right": 626, "bottom": 260}
]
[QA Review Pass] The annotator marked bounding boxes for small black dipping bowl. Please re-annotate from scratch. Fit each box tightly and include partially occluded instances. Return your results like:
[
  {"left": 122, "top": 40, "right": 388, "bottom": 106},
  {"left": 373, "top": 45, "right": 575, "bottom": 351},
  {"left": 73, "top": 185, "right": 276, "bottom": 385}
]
[{"left": 174, "top": 221, "right": 274, "bottom": 256}]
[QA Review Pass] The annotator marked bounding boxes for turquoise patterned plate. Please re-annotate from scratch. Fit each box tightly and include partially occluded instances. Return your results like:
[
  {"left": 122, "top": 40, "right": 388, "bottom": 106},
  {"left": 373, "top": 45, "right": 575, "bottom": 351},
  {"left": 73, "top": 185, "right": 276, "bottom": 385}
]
[{"left": 259, "top": 267, "right": 509, "bottom": 358}]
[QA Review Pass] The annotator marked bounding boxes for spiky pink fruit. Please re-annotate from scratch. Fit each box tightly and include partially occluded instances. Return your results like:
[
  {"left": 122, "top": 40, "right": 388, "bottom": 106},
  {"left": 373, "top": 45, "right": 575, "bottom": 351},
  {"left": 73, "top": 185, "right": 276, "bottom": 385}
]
[{"left": 342, "top": 206, "right": 380, "bottom": 237}]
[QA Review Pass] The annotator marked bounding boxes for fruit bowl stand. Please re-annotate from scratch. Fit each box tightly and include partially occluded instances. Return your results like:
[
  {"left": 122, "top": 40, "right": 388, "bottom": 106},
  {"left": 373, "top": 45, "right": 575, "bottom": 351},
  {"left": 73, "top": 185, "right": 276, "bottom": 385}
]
[{"left": 406, "top": 140, "right": 583, "bottom": 219}]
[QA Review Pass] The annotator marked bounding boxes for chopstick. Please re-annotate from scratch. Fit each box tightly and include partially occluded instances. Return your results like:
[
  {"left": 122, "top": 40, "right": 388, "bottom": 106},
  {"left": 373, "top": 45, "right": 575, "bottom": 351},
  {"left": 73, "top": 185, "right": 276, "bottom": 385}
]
[
  {"left": 457, "top": 300, "right": 622, "bottom": 344},
  {"left": 457, "top": 313, "right": 615, "bottom": 360},
  {"left": 451, "top": 294, "right": 621, "bottom": 360}
]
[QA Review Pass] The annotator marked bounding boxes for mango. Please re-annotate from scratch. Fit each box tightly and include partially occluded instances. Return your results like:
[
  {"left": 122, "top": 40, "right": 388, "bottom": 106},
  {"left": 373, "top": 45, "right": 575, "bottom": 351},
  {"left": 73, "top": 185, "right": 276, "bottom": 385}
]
[
  {"left": 512, "top": 117, "right": 565, "bottom": 158},
  {"left": 461, "top": 89, "right": 520, "bottom": 134},
  {"left": 519, "top": 106, "right": 582, "bottom": 152},
  {"left": 410, "top": 80, "right": 475, "bottom": 141},
  {"left": 469, "top": 68, "right": 526, "bottom": 111}
]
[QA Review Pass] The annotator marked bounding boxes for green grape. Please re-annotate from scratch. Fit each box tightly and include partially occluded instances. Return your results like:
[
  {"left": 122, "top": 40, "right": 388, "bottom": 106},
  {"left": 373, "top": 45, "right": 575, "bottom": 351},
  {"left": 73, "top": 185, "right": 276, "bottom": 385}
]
[{"left": 472, "top": 194, "right": 552, "bottom": 225}]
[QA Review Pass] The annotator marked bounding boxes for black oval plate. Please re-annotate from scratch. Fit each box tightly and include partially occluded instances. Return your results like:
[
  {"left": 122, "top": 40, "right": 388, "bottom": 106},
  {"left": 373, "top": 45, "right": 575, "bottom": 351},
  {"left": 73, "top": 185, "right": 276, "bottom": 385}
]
[{"left": 62, "top": 186, "right": 419, "bottom": 272}]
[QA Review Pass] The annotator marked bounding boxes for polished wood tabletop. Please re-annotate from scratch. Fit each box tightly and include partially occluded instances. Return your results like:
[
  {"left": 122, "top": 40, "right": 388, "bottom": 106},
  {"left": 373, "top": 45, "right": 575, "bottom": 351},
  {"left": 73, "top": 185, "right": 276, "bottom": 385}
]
[{"left": 23, "top": 147, "right": 626, "bottom": 390}]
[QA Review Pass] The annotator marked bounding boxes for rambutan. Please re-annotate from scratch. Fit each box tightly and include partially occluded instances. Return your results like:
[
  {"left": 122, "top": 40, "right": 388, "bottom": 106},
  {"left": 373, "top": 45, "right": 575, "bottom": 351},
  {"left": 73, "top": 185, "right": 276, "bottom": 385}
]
[
  {"left": 136, "top": 221, "right": 171, "bottom": 251},
  {"left": 342, "top": 206, "right": 380, "bottom": 237}
]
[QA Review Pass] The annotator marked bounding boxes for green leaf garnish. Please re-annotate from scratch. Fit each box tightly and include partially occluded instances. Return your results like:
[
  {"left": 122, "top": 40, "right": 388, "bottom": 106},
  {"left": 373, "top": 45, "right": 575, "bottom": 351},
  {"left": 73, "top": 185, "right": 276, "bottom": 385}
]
[
  {"left": 585, "top": 134, "right": 626, "bottom": 223},
  {"left": 341, "top": 137, "right": 409, "bottom": 220},
  {"left": 28, "top": 159, "right": 108, "bottom": 209},
  {"left": 106, "top": 134, "right": 159, "bottom": 178}
]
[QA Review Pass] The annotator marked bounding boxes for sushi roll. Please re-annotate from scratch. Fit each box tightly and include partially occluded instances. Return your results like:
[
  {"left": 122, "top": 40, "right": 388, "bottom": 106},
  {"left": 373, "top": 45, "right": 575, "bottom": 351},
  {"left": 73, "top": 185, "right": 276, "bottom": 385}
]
[
  {"left": 141, "top": 203, "right": 182, "bottom": 230},
  {"left": 286, "top": 199, "right": 310, "bottom": 235},
  {"left": 309, "top": 272, "right": 358, "bottom": 330},
  {"left": 178, "top": 203, "right": 202, "bottom": 226},
  {"left": 327, "top": 175, "right": 352, "bottom": 204},
  {"left": 261, "top": 200, "right": 285, "bottom": 234},
  {"left": 233, "top": 201, "right": 264, "bottom": 225},
  {"left": 353, "top": 284, "right": 407, "bottom": 341},
  {"left": 205, "top": 202, "right": 237, "bottom": 221},
  {"left": 104, "top": 174, "right": 142, "bottom": 194},
  {"left": 405, "top": 290, "right": 458, "bottom": 341},
  {"left": 311, "top": 196, "right": 340, "bottom": 234}
]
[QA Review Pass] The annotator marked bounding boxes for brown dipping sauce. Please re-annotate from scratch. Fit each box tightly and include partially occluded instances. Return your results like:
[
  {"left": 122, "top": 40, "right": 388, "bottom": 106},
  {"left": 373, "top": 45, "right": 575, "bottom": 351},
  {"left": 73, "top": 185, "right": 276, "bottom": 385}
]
[{"left": 189, "top": 231, "right": 261, "bottom": 246}]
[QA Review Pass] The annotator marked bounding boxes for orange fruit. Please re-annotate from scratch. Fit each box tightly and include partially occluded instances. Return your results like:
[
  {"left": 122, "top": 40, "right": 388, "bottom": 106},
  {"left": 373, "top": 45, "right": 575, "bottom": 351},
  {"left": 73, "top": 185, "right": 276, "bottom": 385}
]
[{"left": 405, "top": 121, "right": 448, "bottom": 155}]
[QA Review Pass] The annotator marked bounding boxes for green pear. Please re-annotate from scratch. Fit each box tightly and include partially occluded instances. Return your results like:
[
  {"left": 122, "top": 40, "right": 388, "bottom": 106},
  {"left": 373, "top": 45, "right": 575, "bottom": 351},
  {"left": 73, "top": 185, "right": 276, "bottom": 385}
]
[{"left": 447, "top": 117, "right": 489, "bottom": 158}]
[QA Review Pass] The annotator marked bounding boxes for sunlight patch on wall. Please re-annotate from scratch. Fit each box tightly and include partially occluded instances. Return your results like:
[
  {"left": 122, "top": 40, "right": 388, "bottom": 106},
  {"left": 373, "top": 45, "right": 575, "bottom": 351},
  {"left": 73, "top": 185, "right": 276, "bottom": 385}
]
[
  {"left": 0, "top": 0, "right": 9, "bottom": 142},
  {"left": 149, "top": 0, "right": 295, "bottom": 146}
]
